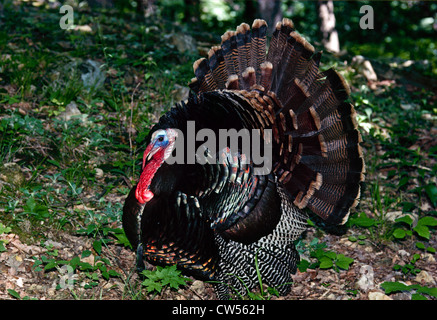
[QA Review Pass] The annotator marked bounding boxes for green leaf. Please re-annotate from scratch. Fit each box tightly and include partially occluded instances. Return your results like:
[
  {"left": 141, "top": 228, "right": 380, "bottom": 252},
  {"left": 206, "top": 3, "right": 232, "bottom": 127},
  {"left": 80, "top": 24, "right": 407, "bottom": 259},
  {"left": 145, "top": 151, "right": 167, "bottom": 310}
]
[
  {"left": 297, "top": 259, "right": 310, "bottom": 272},
  {"left": 319, "top": 257, "right": 333, "bottom": 269},
  {"left": 25, "top": 197, "right": 37, "bottom": 212},
  {"left": 0, "top": 223, "right": 12, "bottom": 234},
  {"left": 7, "top": 289, "right": 21, "bottom": 299},
  {"left": 401, "top": 202, "right": 415, "bottom": 213},
  {"left": 382, "top": 281, "right": 437, "bottom": 299},
  {"left": 306, "top": 219, "right": 316, "bottom": 227},
  {"left": 348, "top": 236, "right": 357, "bottom": 242},
  {"left": 141, "top": 269, "right": 156, "bottom": 280},
  {"left": 44, "top": 260, "right": 58, "bottom": 271},
  {"left": 393, "top": 228, "right": 407, "bottom": 239},
  {"left": 81, "top": 250, "right": 92, "bottom": 258},
  {"left": 381, "top": 281, "right": 410, "bottom": 294},
  {"left": 142, "top": 279, "right": 163, "bottom": 293},
  {"left": 140, "top": 265, "right": 189, "bottom": 293},
  {"left": 411, "top": 293, "right": 427, "bottom": 300},
  {"left": 167, "top": 275, "right": 188, "bottom": 290},
  {"left": 324, "top": 251, "right": 337, "bottom": 260},
  {"left": 93, "top": 240, "right": 102, "bottom": 255},
  {"left": 395, "top": 215, "right": 413, "bottom": 226},
  {"left": 101, "top": 271, "right": 109, "bottom": 280},
  {"left": 77, "top": 261, "right": 93, "bottom": 271},
  {"left": 98, "top": 264, "right": 107, "bottom": 273},
  {"left": 424, "top": 184, "right": 437, "bottom": 207},
  {"left": 398, "top": 176, "right": 409, "bottom": 189},
  {"left": 415, "top": 242, "right": 425, "bottom": 250},
  {"left": 160, "top": 265, "right": 189, "bottom": 289},
  {"left": 350, "top": 216, "right": 375, "bottom": 227},
  {"left": 310, "top": 248, "right": 326, "bottom": 259},
  {"left": 247, "top": 292, "right": 263, "bottom": 300},
  {"left": 108, "top": 269, "right": 121, "bottom": 277},
  {"left": 417, "top": 216, "right": 437, "bottom": 227},
  {"left": 114, "top": 231, "right": 132, "bottom": 248},
  {"left": 413, "top": 225, "right": 430, "bottom": 239},
  {"left": 267, "top": 286, "right": 280, "bottom": 297},
  {"left": 335, "top": 254, "right": 354, "bottom": 270},
  {"left": 411, "top": 253, "right": 421, "bottom": 264},
  {"left": 417, "top": 286, "right": 437, "bottom": 298}
]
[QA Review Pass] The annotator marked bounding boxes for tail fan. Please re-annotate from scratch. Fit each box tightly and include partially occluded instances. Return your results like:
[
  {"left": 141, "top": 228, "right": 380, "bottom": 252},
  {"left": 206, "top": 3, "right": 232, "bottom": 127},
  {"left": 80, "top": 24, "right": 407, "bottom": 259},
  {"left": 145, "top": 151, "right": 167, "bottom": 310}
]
[{"left": 189, "top": 18, "right": 364, "bottom": 225}]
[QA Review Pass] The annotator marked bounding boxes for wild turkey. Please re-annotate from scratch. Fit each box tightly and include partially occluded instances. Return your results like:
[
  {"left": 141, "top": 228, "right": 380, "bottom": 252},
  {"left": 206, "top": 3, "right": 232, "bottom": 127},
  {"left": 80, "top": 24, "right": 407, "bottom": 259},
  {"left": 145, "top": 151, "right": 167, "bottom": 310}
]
[{"left": 123, "top": 18, "right": 365, "bottom": 299}]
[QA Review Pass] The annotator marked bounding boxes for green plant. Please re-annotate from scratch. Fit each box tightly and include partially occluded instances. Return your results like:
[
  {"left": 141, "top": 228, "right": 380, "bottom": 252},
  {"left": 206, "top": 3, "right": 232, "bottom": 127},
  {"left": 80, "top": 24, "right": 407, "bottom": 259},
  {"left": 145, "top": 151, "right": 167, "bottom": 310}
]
[
  {"left": 32, "top": 254, "right": 59, "bottom": 272},
  {"left": 76, "top": 201, "right": 127, "bottom": 252},
  {"left": 0, "top": 112, "right": 47, "bottom": 163},
  {"left": 393, "top": 215, "right": 437, "bottom": 240},
  {"left": 7, "top": 289, "right": 36, "bottom": 300},
  {"left": 44, "top": 73, "right": 84, "bottom": 110},
  {"left": 0, "top": 222, "right": 12, "bottom": 252},
  {"left": 303, "top": 249, "right": 354, "bottom": 272},
  {"left": 22, "top": 196, "right": 50, "bottom": 221},
  {"left": 348, "top": 234, "right": 368, "bottom": 245},
  {"left": 72, "top": 253, "right": 121, "bottom": 289},
  {"left": 393, "top": 253, "right": 421, "bottom": 276},
  {"left": 425, "top": 184, "right": 437, "bottom": 207},
  {"left": 247, "top": 249, "right": 281, "bottom": 300},
  {"left": 141, "top": 265, "right": 190, "bottom": 295},
  {"left": 381, "top": 281, "right": 437, "bottom": 300},
  {"left": 297, "top": 238, "right": 354, "bottom": 272},
  {"left": 348, "top": 212, "right": 379, "bottom": 228},
  {"left": 32, "top": 241, "right": 67, "bottom": 272},
  {"left": 32, "top": 246, "right": 121, "bottom": 291},
  {"left": 415, "top": 241, "right": 436, "bottom": 253}
]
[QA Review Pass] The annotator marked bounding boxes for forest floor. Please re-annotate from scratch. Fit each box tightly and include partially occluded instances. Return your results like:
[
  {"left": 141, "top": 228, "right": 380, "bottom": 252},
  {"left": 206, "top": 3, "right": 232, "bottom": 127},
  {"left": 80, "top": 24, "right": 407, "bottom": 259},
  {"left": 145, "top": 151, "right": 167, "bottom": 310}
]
[
  {"left": 1, "top": 222, "right": 436, "bottom": 301},
  {"left": 0, "top": 3, "right": 436, "bottom": 302}
]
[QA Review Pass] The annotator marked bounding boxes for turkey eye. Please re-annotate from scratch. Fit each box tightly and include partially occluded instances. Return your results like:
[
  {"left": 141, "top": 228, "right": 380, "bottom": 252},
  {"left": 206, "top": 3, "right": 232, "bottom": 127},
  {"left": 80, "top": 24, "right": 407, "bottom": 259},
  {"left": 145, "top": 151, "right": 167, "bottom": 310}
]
[{"left": 158, "top": 136, "right": 164, "bottom": 142}]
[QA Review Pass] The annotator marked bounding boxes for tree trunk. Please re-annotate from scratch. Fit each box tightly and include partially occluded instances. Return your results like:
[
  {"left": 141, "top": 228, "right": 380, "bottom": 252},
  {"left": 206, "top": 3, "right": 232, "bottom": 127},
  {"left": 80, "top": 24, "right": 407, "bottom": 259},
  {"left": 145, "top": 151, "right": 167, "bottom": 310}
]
[
  {"left": 244, "top": 0, "right": 282, "bottom": 34},
  {"left": 258, "top": 0, "right": 282, "bottom": 34},
  {"left": 136, "top": 0, "right": 156, "bottom": 17},
  {"left": 318, "top": 1, "right": 340, "bottom": 53},
  {"left": 183, "top": 0, "right": 200, "bottom": 24}
]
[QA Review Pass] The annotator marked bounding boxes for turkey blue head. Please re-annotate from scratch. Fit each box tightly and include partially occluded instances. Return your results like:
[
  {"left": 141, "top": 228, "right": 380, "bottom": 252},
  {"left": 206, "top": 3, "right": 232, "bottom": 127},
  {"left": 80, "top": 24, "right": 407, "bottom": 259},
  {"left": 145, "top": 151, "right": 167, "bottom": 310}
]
[{"left": 135, "top": 128, "right": 178, "bottom": 204}]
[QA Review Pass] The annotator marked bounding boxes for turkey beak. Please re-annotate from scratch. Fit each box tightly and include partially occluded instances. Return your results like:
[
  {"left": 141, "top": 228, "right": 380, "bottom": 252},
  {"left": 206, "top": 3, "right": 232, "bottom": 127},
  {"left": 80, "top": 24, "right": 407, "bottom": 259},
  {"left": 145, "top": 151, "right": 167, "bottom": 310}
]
[
  {"left": 142, "top": 143, "right": 161, "bottom": 169},
  {"left": 143, "top": 148, "right": 156, "bottom": 166},
  {"left": 146, "top": 148, "right": 158, "bottom": 162}
]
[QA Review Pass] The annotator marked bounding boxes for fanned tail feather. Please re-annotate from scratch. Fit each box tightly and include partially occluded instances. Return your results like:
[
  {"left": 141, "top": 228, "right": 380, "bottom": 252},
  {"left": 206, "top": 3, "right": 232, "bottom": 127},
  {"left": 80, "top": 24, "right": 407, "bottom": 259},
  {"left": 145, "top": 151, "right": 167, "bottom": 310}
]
[{"left": 189, "top": 18, "right": 364, "bottom": 225}]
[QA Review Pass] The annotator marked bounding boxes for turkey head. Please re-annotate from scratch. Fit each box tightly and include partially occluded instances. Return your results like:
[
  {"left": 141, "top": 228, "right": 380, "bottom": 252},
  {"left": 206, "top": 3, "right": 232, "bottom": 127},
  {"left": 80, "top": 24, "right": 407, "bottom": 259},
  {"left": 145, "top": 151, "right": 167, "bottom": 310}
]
[{"left": 135, "top": 129, "right": 178, "bottom": 204}]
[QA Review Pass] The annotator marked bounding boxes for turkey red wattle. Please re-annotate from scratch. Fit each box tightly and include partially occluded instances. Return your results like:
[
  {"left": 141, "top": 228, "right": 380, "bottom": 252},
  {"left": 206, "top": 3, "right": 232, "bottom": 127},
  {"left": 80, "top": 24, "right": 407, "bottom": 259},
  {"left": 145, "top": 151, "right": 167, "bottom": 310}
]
[
  {"left": 135, "top": 129, "right": 178, "bottom": 204},
  {"left": 135, "top": 154, "right": 163, "bottom": 204},
  {"left": 135, "top": 142, "right": 167, "bottom": 204}
]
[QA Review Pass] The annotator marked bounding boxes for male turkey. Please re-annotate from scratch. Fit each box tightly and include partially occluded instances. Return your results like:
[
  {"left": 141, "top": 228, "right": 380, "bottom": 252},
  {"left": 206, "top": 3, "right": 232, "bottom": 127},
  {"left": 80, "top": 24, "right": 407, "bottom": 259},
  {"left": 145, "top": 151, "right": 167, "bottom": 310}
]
[{"left": 123, "top": 18, "right": 365, "bottom": 299}]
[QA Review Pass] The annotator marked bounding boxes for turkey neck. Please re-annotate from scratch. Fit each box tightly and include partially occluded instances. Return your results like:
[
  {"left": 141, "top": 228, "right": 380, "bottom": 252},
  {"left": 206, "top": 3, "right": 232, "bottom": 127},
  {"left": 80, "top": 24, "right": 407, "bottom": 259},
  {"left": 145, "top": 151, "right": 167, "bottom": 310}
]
[{"left": 136, "top": 157, "right": 162, "bottom": 204}]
